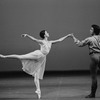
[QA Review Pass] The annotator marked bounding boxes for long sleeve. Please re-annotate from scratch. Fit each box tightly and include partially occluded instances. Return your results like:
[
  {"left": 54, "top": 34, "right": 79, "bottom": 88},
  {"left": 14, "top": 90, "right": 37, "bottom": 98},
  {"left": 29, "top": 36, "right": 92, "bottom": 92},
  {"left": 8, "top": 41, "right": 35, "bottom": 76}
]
[{"left": 73, "top": 37, "right": 90, "bottom": 47}]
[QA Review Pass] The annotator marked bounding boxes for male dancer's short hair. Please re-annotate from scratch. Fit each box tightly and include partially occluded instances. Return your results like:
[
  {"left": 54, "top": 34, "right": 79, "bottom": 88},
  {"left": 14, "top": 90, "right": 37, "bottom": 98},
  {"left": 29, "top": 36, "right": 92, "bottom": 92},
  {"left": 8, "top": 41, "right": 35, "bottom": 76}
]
[{"left": 91, "top": 24, "right": 100, "bottom": 35}]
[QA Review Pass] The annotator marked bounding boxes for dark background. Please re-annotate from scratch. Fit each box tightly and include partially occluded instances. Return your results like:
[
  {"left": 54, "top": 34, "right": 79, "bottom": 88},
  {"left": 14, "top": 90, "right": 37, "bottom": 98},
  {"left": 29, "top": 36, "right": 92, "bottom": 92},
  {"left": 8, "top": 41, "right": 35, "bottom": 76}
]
[{"left": 0, "top": 0, "right": 100, "bottom": 71}]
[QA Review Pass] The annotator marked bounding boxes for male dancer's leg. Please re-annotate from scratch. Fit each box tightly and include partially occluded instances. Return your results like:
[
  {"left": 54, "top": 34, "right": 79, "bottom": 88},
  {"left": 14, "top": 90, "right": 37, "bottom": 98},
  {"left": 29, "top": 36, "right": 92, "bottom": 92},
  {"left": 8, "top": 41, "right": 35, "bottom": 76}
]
[{"left": 86, "top": 57, "right": 98, "bottom": 98}]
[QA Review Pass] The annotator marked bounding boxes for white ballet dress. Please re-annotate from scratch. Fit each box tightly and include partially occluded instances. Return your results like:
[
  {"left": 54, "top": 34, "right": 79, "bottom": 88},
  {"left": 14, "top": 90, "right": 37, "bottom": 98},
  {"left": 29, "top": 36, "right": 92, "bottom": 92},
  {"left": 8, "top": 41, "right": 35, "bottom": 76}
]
[{"left": 21, "top": 41, "right": 51, "bottom": 79}]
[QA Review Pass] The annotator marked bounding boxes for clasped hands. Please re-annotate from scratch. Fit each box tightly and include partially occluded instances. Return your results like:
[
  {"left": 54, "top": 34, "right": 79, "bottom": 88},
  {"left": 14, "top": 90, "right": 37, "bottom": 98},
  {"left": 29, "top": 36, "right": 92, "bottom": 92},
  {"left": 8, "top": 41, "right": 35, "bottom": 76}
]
[{"left": 67, "top": 33, "right": 75, "bottom": 38}]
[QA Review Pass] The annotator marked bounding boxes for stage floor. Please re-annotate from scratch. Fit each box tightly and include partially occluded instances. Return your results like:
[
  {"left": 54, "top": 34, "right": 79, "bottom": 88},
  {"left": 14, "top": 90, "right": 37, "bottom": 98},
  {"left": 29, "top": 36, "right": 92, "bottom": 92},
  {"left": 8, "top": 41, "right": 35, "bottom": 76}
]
[{"left": 0, "top": 73, "right": 100, "bottom": 100}]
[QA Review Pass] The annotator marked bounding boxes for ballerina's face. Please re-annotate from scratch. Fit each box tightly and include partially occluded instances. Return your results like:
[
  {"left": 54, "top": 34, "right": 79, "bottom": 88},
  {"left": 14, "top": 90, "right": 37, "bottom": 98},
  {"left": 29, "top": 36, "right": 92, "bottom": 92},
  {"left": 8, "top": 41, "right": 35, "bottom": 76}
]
[{"left": 45, "top": 31, "right": 49, "bottom": 38}]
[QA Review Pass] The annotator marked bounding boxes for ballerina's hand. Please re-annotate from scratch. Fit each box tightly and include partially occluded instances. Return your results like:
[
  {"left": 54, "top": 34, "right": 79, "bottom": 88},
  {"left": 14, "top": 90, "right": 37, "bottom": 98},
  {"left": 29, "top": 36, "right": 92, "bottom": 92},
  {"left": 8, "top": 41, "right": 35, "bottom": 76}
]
[
  {"left": 0, "top": 54, "right": 5, "bottom": 58},
  {"left": 21, "top": 34, "right": 27, "bottom": 37}
]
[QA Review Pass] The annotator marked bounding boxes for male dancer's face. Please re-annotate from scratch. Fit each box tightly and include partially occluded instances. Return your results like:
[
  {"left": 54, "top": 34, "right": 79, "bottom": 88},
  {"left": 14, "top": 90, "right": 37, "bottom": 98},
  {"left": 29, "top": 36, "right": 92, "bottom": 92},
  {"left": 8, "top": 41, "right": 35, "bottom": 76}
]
[{"left": 90, "top": 27, "right": 94, "bottom": 35}]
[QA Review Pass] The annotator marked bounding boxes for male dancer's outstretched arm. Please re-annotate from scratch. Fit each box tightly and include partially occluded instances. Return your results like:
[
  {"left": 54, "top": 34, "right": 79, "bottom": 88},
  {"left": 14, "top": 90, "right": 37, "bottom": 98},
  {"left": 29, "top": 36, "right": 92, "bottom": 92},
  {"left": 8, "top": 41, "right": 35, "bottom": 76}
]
[{"left": 71, "top": 33, "right": 90, "bottom": 47}]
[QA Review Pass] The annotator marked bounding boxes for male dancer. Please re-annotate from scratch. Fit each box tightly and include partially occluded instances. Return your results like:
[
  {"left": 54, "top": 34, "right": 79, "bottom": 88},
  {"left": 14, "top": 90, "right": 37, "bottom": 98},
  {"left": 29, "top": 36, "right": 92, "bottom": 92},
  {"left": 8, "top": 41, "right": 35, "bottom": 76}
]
[{"left": 71, "top": 24, "right": 100, "bottom": 98}]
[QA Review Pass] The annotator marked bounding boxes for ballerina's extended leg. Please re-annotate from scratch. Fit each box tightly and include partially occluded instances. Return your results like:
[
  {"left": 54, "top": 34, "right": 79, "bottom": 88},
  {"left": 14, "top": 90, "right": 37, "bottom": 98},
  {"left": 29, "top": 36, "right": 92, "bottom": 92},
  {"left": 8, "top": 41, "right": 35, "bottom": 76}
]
[{"left": 0, "top": 53, "right": 38, "bottom": 60}]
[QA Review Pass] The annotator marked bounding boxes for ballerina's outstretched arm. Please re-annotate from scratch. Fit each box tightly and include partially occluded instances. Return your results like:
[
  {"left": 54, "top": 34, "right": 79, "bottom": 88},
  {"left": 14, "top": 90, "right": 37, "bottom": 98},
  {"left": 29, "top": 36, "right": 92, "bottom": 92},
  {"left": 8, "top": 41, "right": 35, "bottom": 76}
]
[
  {"left": 0, "top": 54, "right": 26, "bottom": 59},
  {"left": 21, "top": 34, "right": 43, "bottom": 44},
  {"left": 50, "top": 34, "right": 72, "bottom": 44}
]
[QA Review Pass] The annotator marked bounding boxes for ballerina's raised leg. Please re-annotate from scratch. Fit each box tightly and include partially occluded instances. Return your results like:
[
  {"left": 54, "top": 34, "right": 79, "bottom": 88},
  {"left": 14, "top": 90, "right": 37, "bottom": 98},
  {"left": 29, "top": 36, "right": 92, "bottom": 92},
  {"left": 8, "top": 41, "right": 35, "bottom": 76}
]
[{"left": 0, "top": 52, "right": 38, "bottom": 60}]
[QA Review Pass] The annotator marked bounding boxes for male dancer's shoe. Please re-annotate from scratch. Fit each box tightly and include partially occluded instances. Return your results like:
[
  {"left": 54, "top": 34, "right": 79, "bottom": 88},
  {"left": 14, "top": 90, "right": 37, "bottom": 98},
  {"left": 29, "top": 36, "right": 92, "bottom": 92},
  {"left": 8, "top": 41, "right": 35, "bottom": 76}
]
[
  {"left": 85, "top": 94, "right": 95, "bottom": 98},
  {"left": 85, "top": 82, "right": 97, "bottom": 98}
]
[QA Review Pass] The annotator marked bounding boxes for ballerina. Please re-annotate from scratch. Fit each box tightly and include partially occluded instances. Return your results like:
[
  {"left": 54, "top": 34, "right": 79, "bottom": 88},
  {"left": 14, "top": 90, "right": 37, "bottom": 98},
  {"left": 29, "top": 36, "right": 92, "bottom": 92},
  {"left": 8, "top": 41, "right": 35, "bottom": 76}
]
[{"left": 0, "top": 30, "right": 71, "bottom": 99}]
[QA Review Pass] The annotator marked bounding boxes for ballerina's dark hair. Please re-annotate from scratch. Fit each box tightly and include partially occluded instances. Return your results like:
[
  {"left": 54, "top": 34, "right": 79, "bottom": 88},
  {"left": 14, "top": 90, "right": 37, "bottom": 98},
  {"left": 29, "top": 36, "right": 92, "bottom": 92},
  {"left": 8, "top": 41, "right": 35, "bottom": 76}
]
[
  {"left": 39, "top": 30, "right": 45, "bottom": 39},
  {"left": 91, "top": 24, "right": 100, "bottom": 35}
]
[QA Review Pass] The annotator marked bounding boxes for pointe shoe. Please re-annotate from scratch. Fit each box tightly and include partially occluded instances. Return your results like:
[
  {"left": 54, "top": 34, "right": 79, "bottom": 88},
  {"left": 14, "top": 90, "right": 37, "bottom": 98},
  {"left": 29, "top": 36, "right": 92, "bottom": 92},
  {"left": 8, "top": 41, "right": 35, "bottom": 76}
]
[{"left": 35, "top": 90, "right": 41, "bottom": 99}]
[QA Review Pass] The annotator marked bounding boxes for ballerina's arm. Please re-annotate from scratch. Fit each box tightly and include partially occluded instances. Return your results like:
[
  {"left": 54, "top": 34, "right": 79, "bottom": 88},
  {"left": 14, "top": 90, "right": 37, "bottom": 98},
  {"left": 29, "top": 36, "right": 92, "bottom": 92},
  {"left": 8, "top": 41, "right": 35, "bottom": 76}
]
[
  {"left": 50, "top": 34, "right": 72, "bottom": 44},
  {"left": 21, "top": 34, "right": 43, "bottom": 44}
]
